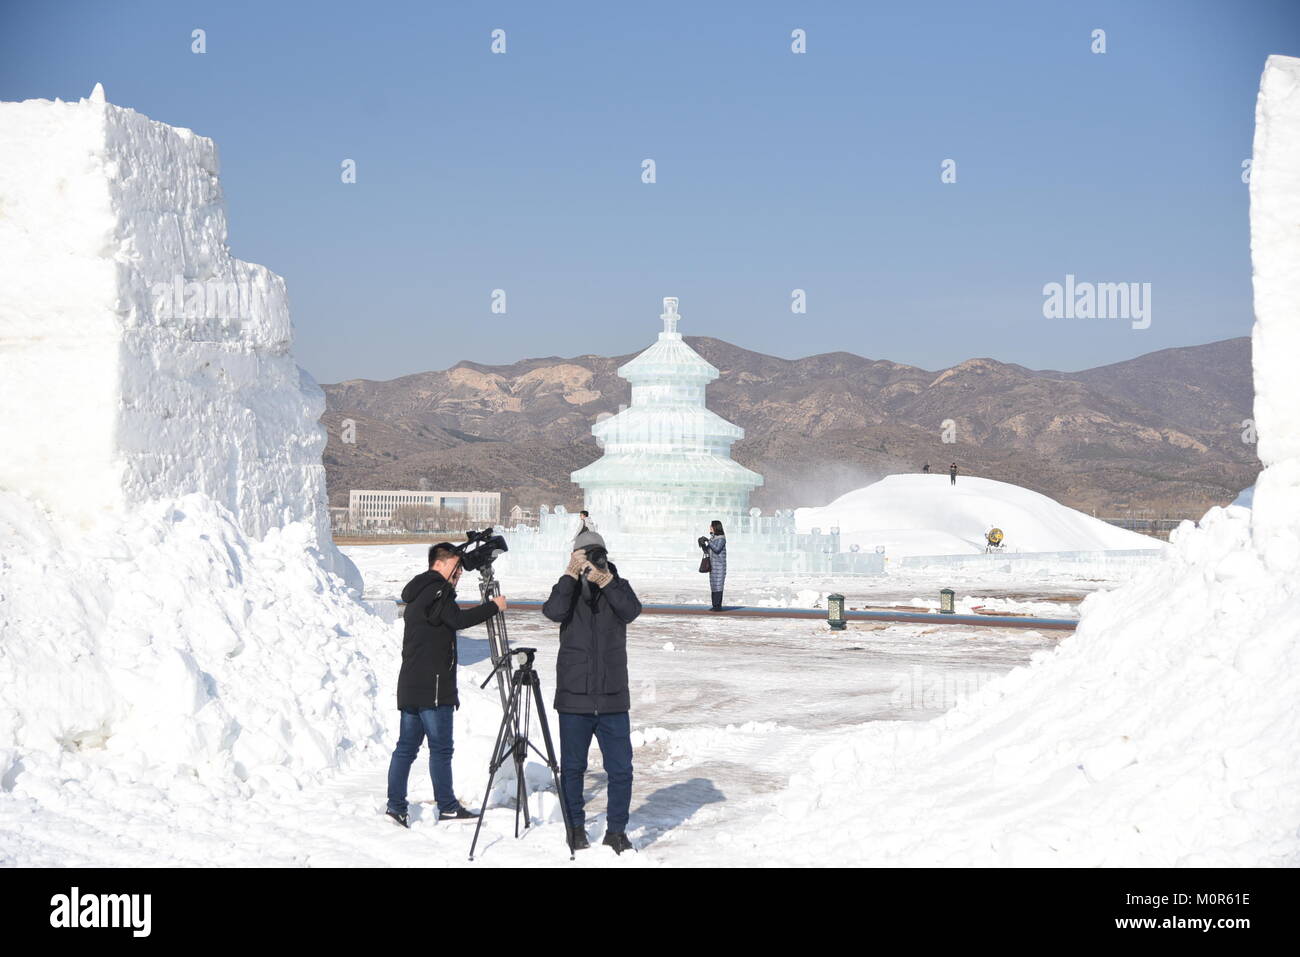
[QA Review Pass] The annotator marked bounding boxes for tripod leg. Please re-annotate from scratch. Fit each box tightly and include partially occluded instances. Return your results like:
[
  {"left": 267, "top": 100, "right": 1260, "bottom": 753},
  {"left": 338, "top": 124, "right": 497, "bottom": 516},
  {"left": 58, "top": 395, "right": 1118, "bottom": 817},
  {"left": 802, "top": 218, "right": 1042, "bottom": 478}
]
[
  {"left": 468, "top": 681, "right": 521, "bottom": 861},
  {"left": 530, "top": 677, "right": 576, "bottom": 858},
  {"left": 517, "top": 682, "right": 532, "bottom": 832}
]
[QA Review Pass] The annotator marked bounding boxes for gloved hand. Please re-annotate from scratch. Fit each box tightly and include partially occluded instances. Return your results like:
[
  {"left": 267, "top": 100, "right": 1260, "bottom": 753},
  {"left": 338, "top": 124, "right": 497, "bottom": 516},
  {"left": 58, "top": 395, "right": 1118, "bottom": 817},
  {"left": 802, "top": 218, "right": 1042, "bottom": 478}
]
[
  {"left": 697, "top": 536, "right": 708, "bottom": 549},
  {"left": 584, "top": 562, "right": 614, "bottom": 588},
  {"left": 565, "top": 550, "right": 587, "bottom": 579}
]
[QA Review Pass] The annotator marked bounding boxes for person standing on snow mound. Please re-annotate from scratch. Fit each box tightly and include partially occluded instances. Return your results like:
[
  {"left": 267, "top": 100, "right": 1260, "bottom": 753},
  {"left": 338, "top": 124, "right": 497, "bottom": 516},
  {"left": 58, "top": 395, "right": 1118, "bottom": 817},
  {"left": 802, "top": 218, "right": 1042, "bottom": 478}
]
[
  {"left": 542, "top": 529, "right": 642, "bottom": 855},
  {"left": 949, "top": 462, "right": 958, "bottom": 486},
  {"left": 385, "top": 542, "right": 506, "bottom": 829}
]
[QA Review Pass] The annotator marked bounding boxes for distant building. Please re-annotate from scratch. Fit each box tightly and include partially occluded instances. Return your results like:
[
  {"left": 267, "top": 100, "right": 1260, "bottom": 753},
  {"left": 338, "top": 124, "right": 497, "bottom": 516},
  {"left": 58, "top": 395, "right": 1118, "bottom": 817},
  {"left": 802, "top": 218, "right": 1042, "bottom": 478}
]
[
  {"left": 509, "top": 504, "right": 536, "bottom": 526},
  {"left": 329, "top": 507, "right": 353, "bottom": 532},
  {"left": 348, "top": 489, "right": 501, "bottom": 529}
]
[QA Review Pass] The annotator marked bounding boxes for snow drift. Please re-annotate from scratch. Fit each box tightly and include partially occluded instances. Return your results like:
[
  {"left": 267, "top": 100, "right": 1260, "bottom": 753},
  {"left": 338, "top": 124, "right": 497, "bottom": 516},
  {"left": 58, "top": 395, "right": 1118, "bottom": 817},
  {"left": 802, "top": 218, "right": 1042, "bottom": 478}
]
[
  {"left": 757, "top": 55, "right": 1300, "bottom": 866},
  {"left": 794, "top": 474, "right": 1156, "bottom": 556},
  {"left": 0, "top": 88, "right": 382, "bottom": 803}
]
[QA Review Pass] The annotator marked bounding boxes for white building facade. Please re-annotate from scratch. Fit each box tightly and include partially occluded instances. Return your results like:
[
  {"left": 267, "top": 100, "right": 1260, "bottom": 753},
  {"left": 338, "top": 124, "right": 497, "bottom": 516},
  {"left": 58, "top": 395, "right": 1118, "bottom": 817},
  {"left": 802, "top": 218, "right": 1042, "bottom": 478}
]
[{"left": 348, "top": 489, "right": 501, "bottom": 528}]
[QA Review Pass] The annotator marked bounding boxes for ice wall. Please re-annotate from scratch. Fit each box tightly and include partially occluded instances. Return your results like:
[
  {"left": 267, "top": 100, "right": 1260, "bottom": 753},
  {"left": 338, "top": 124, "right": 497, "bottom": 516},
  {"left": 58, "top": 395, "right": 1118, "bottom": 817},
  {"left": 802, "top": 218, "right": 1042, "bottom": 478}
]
[{"left": 0, "top": 85, "right": 351, "bottom": 582}]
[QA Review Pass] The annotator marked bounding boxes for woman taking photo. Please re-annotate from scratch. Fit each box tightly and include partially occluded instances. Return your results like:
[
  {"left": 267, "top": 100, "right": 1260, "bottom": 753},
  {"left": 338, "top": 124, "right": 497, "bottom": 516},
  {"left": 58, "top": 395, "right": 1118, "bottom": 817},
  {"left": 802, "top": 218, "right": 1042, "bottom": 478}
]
[{"left": 698, "top": 520, "right": 727, "bottom": 611}]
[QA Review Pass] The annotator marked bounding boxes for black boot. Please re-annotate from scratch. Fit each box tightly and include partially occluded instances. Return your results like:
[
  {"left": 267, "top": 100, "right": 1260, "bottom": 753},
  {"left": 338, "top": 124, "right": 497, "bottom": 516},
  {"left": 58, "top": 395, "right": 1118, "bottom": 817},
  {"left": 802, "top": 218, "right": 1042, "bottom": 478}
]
[
  {"left": 603, "top": 831, "right": 634, "bottom": 855},
  {"left": 711, "top": 591, "right": 723, "bottom": 611},
  {"left": 568, "top": 825, "right": 590, "bottom": 850},
  {"left": 385, "top": 810, "right": 409, "bottom": 829}
]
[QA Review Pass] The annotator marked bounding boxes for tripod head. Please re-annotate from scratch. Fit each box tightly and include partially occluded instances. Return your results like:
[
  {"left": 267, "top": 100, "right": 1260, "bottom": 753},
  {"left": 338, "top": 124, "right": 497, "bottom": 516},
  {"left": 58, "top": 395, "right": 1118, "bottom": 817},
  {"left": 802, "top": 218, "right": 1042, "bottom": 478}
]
[
  {"left": 508, "top": 647, "right": 537, "bottom": 670},
  {"left": 480, "top": 646, "right": 537, "bottom": 689}
]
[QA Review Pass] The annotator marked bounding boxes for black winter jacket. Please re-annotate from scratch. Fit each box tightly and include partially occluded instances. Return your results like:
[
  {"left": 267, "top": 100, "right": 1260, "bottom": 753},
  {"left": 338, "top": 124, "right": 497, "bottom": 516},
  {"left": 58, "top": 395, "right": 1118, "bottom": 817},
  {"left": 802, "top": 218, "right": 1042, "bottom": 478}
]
[
  {"left": 541, "top": 564, "right": 642, "bottom": 714},
  {"left": 397, "top": 570, "right": 499, "bottom": 710}
]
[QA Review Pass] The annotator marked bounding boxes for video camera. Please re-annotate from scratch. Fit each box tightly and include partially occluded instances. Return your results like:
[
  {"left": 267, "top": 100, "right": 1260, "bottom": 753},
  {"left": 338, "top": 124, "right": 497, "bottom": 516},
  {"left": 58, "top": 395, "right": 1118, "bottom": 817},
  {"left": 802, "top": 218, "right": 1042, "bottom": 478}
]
[{"left": 457, "top": 526, "right": 509, "bottom": 573}]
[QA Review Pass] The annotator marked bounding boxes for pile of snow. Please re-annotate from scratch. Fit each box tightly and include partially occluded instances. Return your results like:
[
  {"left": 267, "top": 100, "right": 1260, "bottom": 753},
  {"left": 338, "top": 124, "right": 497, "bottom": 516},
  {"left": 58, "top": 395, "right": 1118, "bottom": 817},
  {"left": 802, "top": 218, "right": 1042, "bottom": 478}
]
[
  {"left": 795, "top": 474, "right": 1156, "bottom": 557},
  {"left": 752, "top": 54, "right": 1300, "bottom": 867},
  {"left": 0, "top": 89, "right": 381, "bottom": 804},
  {"left": 0, "top": 493, "right": 391, "bottom": 793}
]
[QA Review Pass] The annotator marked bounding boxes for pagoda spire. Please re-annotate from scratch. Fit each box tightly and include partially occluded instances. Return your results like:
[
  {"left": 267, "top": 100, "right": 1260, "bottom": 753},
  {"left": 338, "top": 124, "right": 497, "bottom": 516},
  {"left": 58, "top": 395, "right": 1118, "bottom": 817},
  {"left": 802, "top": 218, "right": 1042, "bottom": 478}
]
[{"left": 660, "top": 296, "right": 680, "bottom": 337}]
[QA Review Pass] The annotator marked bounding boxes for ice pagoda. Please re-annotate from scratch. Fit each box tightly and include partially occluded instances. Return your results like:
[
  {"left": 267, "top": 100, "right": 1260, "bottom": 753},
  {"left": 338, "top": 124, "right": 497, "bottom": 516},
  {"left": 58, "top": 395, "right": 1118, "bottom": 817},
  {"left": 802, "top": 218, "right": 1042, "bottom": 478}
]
[
  {"left": 504, "top": 298, "right": 883, "bottom": 576},
  {"left": 571, "top": 298, "right": 763, "bottom": 534}
]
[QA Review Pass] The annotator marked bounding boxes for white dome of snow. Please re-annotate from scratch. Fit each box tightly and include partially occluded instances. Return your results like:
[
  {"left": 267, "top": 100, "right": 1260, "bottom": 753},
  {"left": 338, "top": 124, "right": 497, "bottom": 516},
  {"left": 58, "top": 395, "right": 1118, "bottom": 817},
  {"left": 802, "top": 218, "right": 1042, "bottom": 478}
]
[{"left": 794, "top": 474, "right": 1159, "bottom": 557}]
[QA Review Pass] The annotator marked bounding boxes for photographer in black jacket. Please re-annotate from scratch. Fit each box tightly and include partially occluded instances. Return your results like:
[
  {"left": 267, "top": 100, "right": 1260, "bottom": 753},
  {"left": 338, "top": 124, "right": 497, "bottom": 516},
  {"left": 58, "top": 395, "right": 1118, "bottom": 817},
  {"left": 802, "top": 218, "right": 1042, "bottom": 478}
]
[
  {"left": 542, "top": 529, "right": 642, "bottom": 854},
  {"left": 385, "top": 542, "right": 506, "bottom": 827}
]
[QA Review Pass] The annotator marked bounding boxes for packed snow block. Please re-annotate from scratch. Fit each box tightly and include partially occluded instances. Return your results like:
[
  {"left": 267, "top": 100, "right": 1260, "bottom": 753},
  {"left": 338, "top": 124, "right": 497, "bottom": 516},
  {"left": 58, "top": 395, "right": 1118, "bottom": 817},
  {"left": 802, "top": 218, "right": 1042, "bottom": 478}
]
[
  {"left": 1250, "top": 56, "right": 1300, "bottom": 564},
  {"left": 1250, "top": 55, "right": 1300, "bottom": 469},
  {"left": 0, "top": 87, "right": 355, "bottom": 584}
]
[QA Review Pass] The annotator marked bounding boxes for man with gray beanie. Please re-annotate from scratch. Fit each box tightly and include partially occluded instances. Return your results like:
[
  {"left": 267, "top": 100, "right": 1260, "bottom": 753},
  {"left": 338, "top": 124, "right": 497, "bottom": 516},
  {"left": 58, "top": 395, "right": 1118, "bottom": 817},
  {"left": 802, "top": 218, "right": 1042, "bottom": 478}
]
[{"left": 542, "top": 528, "right": 642, "bottom": 854}]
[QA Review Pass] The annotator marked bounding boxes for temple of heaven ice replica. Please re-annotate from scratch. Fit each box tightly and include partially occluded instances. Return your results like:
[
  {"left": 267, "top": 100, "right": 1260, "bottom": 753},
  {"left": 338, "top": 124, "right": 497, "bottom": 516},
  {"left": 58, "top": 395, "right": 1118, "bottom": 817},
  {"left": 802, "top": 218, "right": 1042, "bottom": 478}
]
[
  {"left": 571, "top": 297, "right": 763, "bottom": 533},
  {"left": 503, "top": 298, "right": 885, "bottom": 576}
]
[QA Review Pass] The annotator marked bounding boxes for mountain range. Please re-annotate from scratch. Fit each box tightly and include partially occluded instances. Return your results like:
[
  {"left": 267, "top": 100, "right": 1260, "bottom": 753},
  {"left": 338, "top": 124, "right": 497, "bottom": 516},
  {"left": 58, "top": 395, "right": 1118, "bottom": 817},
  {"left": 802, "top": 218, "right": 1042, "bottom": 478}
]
[{"left": 321, "top": 336, "right": 1258, "bottom": 520}]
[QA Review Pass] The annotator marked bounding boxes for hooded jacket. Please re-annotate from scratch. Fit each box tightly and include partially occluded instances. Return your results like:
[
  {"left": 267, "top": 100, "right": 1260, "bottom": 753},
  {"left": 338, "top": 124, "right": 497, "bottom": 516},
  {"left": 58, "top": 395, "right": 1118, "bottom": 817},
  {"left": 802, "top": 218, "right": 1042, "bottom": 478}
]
[
  {"left": 542, "top": 562, "right": 641, "bottom": 714},
  {"left": 396, "top": 569, "right": 499, "bottom": 710}
]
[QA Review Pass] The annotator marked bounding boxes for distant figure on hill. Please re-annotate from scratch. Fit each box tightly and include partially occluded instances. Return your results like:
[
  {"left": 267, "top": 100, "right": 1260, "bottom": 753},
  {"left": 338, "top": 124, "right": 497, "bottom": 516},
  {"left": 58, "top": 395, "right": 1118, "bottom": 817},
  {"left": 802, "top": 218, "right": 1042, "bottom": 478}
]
[
  {"left": 949, "top": 462, "right": 958, "bottom": 486},
  {"left": 922, "top": 463, "right": 930, "bottom": 474}
]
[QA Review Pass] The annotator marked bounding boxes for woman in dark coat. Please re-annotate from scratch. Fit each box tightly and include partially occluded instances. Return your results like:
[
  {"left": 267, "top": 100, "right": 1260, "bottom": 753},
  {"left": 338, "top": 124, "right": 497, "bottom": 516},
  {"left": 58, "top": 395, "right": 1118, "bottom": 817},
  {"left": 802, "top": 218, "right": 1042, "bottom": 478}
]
[{"left": 698, "top": 520, "right": 727, "bottom": 611}]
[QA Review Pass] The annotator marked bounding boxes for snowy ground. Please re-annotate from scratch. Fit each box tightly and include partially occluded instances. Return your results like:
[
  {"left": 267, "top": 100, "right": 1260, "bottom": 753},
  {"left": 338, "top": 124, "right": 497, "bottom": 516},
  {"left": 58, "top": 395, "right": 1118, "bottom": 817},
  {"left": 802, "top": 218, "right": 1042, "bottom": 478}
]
[{"left": 1, "top": 539, "right": 1114, "bottom": 867}]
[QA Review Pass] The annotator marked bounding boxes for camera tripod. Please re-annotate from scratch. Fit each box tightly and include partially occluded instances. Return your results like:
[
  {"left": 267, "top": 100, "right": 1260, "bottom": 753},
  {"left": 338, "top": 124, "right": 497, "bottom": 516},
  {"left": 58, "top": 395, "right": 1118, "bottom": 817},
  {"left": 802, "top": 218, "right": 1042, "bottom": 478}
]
[{"left": 468, "top": 647, "right": 575, "bottom": 861}]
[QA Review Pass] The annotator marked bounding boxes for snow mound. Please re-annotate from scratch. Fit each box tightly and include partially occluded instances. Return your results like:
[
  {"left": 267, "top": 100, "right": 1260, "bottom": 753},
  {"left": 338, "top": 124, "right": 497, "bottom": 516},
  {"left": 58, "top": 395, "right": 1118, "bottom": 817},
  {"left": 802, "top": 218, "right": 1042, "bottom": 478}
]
[
  {"left": 0, "top": 493, "right": 392, "bottom": 794},
  {"left": 794, "top": 474, "right": 1157, "bottom": 556}
]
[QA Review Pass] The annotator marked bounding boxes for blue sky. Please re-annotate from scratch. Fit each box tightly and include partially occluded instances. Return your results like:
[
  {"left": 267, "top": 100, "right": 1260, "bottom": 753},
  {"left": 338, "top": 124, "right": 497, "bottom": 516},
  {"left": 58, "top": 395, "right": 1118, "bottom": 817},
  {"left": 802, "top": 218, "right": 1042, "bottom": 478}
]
[{"left": 3, "top": 0, "right": 1296, "bottom": 383}]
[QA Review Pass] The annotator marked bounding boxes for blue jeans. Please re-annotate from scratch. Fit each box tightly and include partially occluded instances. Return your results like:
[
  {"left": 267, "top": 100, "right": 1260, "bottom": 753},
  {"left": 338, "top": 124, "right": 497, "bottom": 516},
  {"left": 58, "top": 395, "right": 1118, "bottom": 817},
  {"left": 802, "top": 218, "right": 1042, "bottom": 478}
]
[
  {"left": 387, "top": 706, "right": 457, "bottom": 815},
  {"left": 558, "top": 711, "right": 633, "bottom": 832}
]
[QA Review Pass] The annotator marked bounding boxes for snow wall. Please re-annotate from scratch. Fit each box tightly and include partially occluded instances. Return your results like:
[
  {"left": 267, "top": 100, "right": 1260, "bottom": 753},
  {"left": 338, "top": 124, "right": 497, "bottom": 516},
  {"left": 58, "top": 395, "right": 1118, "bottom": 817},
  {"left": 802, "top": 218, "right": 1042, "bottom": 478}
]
[
  {"left": 0, "top": 89, "right": 388, "bottom": 798},
  {"left": 752, "top": 55, "right": 1300, "bottom": 866},
  {"left": 0, "top": 84, "right": 354, "bottom": 587}
]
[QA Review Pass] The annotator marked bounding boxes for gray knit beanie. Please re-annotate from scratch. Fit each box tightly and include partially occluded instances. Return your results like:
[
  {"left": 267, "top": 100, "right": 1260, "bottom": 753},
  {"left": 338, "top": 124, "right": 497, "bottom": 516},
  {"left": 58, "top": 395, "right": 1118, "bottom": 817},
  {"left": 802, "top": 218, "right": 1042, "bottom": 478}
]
[{"left": 573, "top": 529, "right": 607, "bottom": 551}]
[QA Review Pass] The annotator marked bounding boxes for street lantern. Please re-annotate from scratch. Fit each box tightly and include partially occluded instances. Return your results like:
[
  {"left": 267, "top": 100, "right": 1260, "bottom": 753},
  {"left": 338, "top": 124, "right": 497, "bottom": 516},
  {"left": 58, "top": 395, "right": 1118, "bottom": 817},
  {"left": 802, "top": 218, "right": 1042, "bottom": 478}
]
[
  {"left": 939, "top": 588, "right": 955, "bottom": 614},
  {"left": 828, "top": 593, "right": 846, "bottom": 630}
]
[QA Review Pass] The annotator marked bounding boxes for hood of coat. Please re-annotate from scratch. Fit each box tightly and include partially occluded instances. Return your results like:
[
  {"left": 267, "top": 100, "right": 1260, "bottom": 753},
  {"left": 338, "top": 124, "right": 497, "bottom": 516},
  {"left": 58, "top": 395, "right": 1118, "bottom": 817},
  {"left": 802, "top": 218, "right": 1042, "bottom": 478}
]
[{"left": 401, "top": 569, "right": 451, "bottom": 604}]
